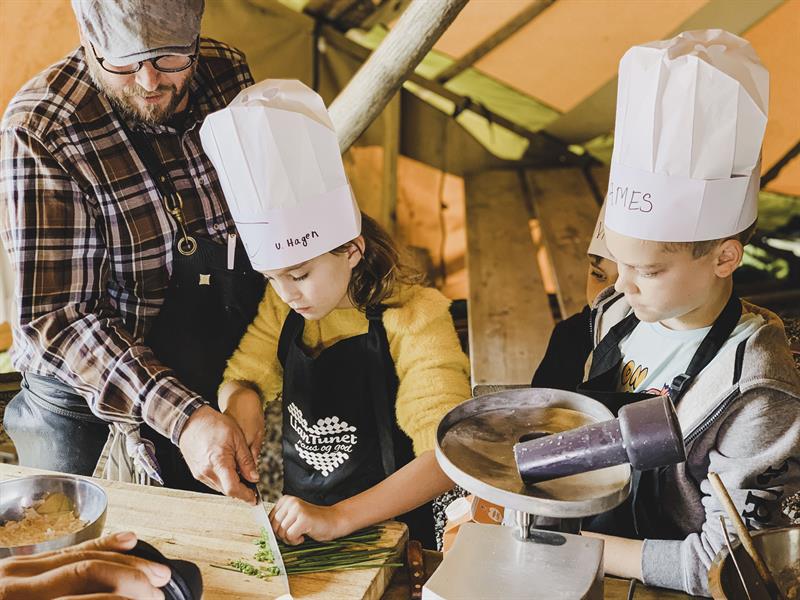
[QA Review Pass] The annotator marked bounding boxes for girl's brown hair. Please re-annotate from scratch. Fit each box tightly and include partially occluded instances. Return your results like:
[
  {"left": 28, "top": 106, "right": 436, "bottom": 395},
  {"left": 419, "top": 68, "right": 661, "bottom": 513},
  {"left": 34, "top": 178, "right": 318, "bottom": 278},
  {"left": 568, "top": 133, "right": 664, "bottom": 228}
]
[{"left": 332, "top": 213, "right": 424, "bottom": 311}]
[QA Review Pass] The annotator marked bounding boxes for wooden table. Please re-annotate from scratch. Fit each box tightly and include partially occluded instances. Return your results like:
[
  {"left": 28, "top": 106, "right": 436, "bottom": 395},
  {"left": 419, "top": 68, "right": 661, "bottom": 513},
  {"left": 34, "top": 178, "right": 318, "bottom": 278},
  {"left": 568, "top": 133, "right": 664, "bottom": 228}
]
[
  {"left": 0, "top": 465, "right": 406, "bottom": 600},
  {"left": 2, "top": 465, "right": 695, "bottom": 599}
]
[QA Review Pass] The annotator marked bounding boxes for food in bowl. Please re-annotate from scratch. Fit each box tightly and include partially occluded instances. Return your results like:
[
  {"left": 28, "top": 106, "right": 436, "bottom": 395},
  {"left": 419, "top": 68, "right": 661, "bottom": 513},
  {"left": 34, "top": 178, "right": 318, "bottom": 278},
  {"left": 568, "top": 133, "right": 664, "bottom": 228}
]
[
  {"left": 708, "top": 526, "right": 800, "bottom": 600},
  {"left": 0, "top": 475, "right": 107, "bottom": 557},
  {"left": 777, "top": 564, "right": 799, "bottom": 600},
  {"left": 0, "top": 492, "right": 86, "bottom": 547}
]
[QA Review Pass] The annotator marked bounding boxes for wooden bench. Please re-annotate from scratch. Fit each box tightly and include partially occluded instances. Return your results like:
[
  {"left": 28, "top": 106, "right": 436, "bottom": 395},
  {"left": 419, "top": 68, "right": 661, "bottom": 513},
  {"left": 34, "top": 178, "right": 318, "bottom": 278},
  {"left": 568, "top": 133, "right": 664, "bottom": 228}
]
[
  {"left": 465, "top": 169, "right": 555, "bottom": 389},
  {"left": 526, "top": 166, "right": 608, "bottom": 318},
  {"left": 464, "top": 166, "right": 608, "bottom": 391}
]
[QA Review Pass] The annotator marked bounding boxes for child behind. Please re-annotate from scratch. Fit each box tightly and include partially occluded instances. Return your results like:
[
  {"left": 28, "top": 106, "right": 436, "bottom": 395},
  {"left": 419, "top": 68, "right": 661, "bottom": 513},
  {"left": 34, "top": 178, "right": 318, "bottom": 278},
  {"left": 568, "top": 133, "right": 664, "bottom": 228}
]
[
  {"left": 532, "top": 203, "right": 618, "bottom": 390},
  {"left": 200, "top": 80, "right": 470, "bottom": 549}
]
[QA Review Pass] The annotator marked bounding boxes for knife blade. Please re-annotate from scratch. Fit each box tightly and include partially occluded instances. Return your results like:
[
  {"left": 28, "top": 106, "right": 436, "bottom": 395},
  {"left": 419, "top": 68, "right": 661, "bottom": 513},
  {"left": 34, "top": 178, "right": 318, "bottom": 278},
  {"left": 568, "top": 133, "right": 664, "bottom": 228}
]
[{"left": 243, "top": 480, "right": 292, "bottom": 598}]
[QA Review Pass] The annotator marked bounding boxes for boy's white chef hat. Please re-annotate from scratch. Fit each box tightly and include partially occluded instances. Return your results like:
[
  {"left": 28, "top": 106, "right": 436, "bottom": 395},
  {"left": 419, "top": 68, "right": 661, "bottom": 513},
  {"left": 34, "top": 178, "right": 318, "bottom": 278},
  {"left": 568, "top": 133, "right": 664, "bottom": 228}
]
[
  {"left": 605, "top": 29, "right": 768, "bottom": 242},
  {"left": 587, "top": 201, "right": 613, "bottom": 261},
  {"left": 199, "top": 79, "right": 361, "bottom": 271}
]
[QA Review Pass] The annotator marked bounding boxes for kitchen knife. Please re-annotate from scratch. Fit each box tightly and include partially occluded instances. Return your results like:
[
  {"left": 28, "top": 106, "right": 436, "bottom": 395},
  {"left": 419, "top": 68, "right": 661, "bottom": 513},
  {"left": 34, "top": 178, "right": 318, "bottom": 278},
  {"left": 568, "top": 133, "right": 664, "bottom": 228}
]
[{"left": 243, "top": 480, "right": 292, "bottom": 598}]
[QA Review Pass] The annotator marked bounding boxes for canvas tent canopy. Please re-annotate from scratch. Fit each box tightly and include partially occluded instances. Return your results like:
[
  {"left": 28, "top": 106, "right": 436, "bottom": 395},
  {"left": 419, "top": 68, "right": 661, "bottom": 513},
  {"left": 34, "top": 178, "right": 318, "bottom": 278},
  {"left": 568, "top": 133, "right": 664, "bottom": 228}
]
[
  {"left": 200, "top": 0, "right": 800, "bottom": 291},
  {"left": 200, "top": 0, "right": 800, "bottom": 189},
  {"left": 5, "top": 0, "right": 799, "bottom": 185}
]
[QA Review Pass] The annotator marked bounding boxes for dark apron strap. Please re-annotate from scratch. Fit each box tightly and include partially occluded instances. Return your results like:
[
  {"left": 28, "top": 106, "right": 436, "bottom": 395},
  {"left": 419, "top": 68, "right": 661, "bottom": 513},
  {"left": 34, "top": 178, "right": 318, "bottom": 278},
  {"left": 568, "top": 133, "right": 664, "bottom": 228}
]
[
  {"left": 587, "top": 312, "right": 640, "bottom": 380},
  {"left": 117, "top": 115, "right": 177, "bottom": 198},
  {"left": 365, "top": 305, "right": 397, "bottom": 477},
  {"left": 365, "top": 305, "right": 436, "bottom": 549},
  {"left": 278, "top": 306, "right": 305, "bottom": 368},
  {"left": 578, "top": 312, "right": 644, "bottom": 414},
  {"left": 732, "top": 338, "right": 747, "bottom": 385},
  {"left": 667, "top": 294, "right": 742, "bottom": 402},
  {"left": 116, "top": 111, "right": 199, "bottom": 256}
]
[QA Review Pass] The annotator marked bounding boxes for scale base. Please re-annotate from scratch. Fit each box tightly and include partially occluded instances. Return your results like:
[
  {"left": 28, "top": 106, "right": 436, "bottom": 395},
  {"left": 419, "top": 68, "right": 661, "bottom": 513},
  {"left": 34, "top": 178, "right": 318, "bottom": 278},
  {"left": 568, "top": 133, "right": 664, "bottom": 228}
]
[{"left": 422, "top": 523, "right": 604, "bottom": 600}]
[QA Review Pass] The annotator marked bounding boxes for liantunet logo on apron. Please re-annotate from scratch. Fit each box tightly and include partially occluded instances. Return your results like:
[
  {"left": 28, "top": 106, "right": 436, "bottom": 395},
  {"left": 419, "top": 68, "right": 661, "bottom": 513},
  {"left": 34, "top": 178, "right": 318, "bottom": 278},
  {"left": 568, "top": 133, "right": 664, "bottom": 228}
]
[{"left": 288, "top": 403, "right": 358, "bottom": 477}]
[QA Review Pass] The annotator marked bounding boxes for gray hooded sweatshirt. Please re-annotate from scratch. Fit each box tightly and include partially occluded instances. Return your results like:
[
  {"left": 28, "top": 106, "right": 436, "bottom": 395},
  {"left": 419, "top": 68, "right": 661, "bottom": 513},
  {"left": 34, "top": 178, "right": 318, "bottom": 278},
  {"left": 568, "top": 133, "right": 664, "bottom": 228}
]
[{"left": 589, "top": 291, "right": 800, "bottom": 596}]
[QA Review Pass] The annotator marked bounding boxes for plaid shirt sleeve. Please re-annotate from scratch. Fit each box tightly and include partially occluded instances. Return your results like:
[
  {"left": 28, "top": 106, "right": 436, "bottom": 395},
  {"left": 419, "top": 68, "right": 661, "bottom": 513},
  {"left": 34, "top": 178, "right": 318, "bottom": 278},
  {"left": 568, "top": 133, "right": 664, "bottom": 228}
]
[{"left": 0, "top": 126, "right": 205, "bottom": 444}]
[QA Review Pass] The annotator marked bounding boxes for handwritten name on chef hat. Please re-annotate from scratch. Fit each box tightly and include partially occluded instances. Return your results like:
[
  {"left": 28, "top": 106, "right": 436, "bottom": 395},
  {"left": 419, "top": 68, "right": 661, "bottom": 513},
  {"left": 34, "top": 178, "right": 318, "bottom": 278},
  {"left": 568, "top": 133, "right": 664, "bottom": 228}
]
[
  {"left": 200, "top": 79, "right": 361, "bottom": 271},
  {"left": 605, "top": 29, "right": 768, "bottom": 243}
]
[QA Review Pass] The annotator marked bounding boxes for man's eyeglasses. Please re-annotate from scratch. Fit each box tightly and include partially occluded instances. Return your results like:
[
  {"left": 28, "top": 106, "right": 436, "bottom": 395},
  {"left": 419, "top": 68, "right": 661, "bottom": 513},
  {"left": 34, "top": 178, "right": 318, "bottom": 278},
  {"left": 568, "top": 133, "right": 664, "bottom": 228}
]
[{"left": 90, "top": 37, "right": 198, "bottom": 75}]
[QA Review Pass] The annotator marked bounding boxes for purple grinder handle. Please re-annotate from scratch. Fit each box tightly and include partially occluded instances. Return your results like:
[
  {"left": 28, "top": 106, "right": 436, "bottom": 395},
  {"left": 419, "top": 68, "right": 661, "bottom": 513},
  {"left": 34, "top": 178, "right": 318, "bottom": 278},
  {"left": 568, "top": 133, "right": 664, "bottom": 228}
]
[{"left": 513, "top": 420, "right": 628, "bottom": 484}]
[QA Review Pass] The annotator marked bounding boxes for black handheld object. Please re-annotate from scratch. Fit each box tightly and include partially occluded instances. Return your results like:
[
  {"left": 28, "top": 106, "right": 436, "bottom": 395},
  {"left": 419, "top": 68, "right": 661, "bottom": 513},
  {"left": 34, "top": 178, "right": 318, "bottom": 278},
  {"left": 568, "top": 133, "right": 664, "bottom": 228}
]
[
  {"left": 513, "top": 396, "right": 686, "bottom": 484},
  {"left": 125, "top": 540, "right": 203, "bottom": 600}
]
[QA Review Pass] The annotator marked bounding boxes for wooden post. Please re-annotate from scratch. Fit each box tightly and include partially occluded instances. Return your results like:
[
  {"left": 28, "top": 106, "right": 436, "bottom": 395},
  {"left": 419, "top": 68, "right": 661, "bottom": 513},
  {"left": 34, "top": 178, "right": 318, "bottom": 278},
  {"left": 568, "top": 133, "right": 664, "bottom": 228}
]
[
  {"left": 329, "top": 0, "right": 469, "bottom": 153},
  {"left": 381, "top": 93, "right": 400, "bottom": 235}
]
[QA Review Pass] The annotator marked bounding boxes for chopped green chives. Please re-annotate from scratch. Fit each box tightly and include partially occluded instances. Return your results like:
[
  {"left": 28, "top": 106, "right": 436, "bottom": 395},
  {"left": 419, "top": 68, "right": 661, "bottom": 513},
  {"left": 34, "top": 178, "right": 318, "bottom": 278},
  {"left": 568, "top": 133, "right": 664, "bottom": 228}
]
[{"left": 227, "top": 525, "right": 399, "bottom": 581}]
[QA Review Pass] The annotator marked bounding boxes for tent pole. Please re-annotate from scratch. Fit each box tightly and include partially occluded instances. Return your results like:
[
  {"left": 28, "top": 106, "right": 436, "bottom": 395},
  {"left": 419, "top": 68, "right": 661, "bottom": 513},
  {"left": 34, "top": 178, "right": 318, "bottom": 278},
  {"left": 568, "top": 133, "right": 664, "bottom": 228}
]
[
  {"left": 761, "top": 140, "right": 800, "bottom": 189},
  {"left": 381, "top": 94, "right": 400, "bottom": 235},
  {"left": 329, "top": 0, "right": 469, "bottom": 153}
]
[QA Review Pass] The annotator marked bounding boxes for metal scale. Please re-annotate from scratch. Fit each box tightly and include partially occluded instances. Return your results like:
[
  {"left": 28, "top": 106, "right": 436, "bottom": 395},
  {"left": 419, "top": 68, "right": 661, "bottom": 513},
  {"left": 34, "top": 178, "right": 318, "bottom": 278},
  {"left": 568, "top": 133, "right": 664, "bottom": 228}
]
[{"left": 423, "top": 387, "right": 681, "bottom": 600}]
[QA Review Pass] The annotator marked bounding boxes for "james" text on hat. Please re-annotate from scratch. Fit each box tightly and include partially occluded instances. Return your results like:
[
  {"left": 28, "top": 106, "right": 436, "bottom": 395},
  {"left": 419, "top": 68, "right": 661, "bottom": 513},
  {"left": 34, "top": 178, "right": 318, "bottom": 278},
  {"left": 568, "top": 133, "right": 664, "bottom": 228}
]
[{"left": 607, "top": 182, "right": 653, "bottom": 214}]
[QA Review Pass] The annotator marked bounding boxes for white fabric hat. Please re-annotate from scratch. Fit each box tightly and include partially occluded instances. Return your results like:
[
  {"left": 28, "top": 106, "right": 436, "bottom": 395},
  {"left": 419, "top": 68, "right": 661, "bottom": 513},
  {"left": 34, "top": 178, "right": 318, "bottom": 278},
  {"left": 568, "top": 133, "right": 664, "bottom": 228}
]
[
  {"left": 587, "top": 202, "right": 613, "bottom": 261},
  {"left": 605, "top": 29, "right": 768, "bottom": 242},
  {"left": 200, "top": 80, "right": 361, "bottom": 271}
]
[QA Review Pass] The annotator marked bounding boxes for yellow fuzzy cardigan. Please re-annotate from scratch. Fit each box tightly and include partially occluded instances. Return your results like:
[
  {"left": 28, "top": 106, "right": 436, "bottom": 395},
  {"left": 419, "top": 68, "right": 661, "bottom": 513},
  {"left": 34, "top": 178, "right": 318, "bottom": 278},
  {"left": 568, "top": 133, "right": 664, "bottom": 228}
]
[{"left": 222, "top": 284, "right": 471, "bottom": 455}]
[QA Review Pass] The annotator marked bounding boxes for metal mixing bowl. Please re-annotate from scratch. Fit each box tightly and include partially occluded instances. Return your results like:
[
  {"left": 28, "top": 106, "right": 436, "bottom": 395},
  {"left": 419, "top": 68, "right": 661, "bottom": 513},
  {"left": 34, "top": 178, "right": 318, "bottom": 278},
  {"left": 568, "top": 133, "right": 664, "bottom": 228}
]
[
  {"left": 0, "top": 475, "right": 107, "bottom": 557},
  {"left": 708, "top": 526, "right": 800, "bottom": 599}
]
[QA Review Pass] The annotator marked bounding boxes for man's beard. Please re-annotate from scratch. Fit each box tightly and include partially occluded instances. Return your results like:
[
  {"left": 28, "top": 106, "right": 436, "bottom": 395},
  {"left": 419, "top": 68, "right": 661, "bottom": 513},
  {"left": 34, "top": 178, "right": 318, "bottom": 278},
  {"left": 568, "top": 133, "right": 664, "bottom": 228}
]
[{"left": 87, "top": 59, "right": 194, "bottom": 125}]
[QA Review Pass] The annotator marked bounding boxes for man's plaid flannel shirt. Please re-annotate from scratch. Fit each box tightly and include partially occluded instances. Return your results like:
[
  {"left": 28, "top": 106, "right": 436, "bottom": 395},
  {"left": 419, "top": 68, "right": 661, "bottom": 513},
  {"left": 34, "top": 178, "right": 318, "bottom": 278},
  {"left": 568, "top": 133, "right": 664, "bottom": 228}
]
[{"left": 0, "top": 39, "right": 254, "bottom": 444}]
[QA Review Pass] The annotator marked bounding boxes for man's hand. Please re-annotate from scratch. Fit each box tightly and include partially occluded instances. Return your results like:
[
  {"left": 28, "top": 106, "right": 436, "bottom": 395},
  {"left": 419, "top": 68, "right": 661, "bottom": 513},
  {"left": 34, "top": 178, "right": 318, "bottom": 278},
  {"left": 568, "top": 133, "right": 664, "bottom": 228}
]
[
  {"left": 0, "top": 531, "right": 170, "bottom": 600},
  {"left": 178, "top": 405, "right": 259, "bottom": 503},
  {"left": 222, "top": 389, "right": 265, "bottom": 464},
  {"left": 269, "top": 495, "right": 351, "bottom": 546}
]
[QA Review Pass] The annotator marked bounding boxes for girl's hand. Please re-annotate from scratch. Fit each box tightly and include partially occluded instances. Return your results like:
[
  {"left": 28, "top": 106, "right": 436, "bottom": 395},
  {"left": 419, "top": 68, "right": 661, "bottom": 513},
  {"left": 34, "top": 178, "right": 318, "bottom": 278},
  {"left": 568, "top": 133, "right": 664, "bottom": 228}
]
[
  {"left": 221, "top": 389, "right": 265, "bottom": 463},
  {"left": 269, "top": 495, "right": 351, "bottom": 545}
]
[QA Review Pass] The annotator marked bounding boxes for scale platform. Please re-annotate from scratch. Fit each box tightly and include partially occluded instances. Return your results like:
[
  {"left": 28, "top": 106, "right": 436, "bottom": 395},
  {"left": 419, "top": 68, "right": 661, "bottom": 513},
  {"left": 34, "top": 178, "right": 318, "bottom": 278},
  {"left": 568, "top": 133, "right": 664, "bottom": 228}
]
[
  {"left": 423, "top": 523, "right": 604, "bottom": 600},
  {"left": 424, "top": 388, "right": 632, "bottom": 600}
]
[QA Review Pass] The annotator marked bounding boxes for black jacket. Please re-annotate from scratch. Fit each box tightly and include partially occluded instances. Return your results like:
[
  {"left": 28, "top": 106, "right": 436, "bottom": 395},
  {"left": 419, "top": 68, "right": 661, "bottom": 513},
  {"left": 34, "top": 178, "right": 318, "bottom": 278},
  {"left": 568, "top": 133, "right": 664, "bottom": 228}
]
[{"left": 531, "top": 305, "right": 593, "bottom": 391}]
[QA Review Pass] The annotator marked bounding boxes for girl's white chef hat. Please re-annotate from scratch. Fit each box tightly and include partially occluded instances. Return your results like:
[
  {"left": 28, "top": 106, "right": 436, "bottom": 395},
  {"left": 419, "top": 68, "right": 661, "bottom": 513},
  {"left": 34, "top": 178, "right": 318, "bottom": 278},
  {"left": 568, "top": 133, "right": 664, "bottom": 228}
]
[{"left": 200, "top": 79, "right": 361, "bottom": 271}]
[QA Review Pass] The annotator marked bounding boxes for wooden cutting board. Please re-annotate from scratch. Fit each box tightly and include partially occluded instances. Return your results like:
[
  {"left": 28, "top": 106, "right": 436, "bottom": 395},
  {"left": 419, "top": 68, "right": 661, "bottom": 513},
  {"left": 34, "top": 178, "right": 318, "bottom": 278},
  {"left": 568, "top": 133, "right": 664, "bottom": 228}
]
[{"left": 0, "top": 464, "right": 407, "bottom": 599}]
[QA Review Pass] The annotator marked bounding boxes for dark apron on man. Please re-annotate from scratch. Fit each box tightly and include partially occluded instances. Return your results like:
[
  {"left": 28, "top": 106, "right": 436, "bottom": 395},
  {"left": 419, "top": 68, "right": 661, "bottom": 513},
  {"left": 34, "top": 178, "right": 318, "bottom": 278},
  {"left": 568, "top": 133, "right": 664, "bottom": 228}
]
[
  {"left": 121, "top": 121, "right": 265, "bottom": 492},
  {"left": 278, "top": 305, "right": 437, "bottom": 549},
  {"left": 137, "top": 236, "right": 264, "bottom": 492},
  {"left": 578, "top": 294, "right": 743, "bottom": 538},
  {"left": 4, "top": 117, "right": 264, "bottom": 492}
]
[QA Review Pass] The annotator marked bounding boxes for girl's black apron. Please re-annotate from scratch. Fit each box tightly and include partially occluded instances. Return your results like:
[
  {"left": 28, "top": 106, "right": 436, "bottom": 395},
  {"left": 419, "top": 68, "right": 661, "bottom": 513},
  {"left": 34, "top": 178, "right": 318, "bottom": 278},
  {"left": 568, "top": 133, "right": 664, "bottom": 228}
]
[
  {"left": 278, "top": 306, "right": 436, "bottom": 548},
  {"left": 578, "top": 294, "right": 742, "bottom": 538}
]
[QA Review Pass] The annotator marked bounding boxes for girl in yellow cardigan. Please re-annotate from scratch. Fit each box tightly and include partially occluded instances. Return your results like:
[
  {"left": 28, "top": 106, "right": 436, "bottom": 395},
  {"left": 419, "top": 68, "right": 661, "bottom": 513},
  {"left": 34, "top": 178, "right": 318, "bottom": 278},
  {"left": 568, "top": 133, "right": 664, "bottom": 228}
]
[{"left": 200, "top": 80, "right": 470, "bottom": 548}]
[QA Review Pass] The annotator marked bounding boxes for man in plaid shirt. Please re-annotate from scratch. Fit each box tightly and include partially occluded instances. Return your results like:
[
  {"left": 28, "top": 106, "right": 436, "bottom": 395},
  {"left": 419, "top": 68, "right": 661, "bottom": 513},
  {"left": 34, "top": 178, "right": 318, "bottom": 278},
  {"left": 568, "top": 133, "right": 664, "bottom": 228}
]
[{"left": 0, "top": 0, "right": 261, "bottom": 502}]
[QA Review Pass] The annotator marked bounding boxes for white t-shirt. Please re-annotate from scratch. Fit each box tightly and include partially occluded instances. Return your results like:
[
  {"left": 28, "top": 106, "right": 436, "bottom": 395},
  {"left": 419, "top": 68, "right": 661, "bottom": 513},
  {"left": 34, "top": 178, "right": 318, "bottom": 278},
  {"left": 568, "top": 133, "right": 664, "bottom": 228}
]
[{"left": 616, "top": 312, "right": 764, "bottom": 395}]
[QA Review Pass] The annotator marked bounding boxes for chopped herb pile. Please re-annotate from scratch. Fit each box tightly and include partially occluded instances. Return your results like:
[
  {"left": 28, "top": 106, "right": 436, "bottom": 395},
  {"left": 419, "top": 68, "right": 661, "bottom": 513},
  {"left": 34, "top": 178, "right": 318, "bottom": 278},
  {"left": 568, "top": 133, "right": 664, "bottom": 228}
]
[
  {"left": 217, "top": 525, "right": 402, "bottom": 580},
  {"left": 228, "top": 558, "right": 280, "bottom": 579}
]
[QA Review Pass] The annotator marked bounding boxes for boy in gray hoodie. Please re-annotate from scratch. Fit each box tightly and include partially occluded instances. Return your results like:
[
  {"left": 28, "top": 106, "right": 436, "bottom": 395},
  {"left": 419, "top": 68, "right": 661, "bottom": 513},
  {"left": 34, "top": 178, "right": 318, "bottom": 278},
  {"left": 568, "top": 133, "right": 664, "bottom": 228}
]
[{"left": 577, "top": 30, "right": 800, "bottom": 596}]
